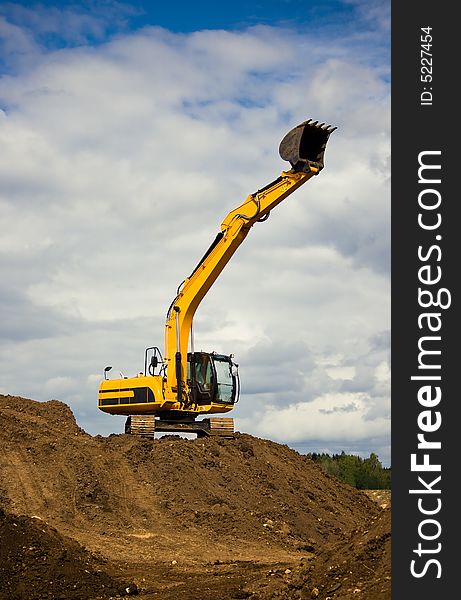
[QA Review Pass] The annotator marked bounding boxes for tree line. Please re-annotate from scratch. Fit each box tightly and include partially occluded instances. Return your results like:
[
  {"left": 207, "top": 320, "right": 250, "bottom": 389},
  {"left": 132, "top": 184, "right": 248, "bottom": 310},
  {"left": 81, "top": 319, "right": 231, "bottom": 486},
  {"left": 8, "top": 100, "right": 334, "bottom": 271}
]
[{"left": 307, "top": 451, "right": 391, "bottom": 489}]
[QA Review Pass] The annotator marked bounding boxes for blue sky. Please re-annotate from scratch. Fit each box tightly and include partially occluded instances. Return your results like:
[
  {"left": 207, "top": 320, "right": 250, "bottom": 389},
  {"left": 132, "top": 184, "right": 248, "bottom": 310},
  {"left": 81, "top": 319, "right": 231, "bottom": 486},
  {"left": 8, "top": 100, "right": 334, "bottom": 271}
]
[
  {"left": 1, "top": 1, "right": 384, "bottom": 36},
  {"left": 1, "top": 1, "right": 390, "bottom": 58},
  {"left": 0, "top": 1, "right": 391, "bottom": 464}
]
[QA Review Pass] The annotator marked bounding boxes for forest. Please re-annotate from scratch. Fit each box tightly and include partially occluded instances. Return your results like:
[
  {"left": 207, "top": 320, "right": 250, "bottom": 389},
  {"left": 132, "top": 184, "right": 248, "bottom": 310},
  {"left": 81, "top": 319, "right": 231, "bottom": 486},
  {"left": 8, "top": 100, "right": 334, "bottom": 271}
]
[{"left": 307, "top": 451, "right": 391, "bottom": 489}]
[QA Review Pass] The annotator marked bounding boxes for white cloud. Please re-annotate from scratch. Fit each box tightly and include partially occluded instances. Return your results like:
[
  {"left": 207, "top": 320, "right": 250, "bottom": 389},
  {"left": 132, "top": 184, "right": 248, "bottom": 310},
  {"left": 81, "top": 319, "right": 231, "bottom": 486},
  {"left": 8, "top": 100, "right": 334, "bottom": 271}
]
[
  {"left": 245, "top": 391, "right": 389, "bottom": 442},
  {"left": 0, "top": 6, "right": 390, "bottom": 463},
  {"left": 326, "top": 366, "right": 355, "bottom": 380}
]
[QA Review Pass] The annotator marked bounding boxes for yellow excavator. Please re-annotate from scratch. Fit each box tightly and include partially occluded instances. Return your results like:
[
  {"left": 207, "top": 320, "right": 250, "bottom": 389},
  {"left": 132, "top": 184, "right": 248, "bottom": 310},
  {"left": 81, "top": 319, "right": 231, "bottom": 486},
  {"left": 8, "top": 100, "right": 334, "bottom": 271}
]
[{"left": 98, "top": 119, "right": 335, "bottom": 437}]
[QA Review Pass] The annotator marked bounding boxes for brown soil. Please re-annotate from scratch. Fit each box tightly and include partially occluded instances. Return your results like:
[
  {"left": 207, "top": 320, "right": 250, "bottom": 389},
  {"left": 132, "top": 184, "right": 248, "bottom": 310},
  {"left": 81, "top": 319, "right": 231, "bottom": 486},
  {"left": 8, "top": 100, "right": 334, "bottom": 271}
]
[
  {"left": 0, "top": 509, "right": 136, "bottom": 600},
  {"left": 247, "top": 507, "right": 391, "bottom": 600},
  {"left": 0, "top": 394, "right": 390, "bottom": 599}
]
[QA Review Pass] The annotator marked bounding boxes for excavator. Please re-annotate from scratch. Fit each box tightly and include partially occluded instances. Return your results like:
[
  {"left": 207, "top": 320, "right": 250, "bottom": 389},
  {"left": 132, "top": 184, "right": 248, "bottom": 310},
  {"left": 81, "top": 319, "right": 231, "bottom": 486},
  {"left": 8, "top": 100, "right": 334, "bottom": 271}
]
[{"left": 98, "top": 119, "right": 336, "bottom": 437}]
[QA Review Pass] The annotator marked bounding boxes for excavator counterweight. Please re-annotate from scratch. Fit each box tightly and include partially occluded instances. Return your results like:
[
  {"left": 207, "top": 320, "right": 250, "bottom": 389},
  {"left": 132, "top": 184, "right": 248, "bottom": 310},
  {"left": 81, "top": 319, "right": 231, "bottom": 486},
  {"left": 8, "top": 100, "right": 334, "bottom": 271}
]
[{"left": 98, "top": 118, "right": 335, "bottom": 437}]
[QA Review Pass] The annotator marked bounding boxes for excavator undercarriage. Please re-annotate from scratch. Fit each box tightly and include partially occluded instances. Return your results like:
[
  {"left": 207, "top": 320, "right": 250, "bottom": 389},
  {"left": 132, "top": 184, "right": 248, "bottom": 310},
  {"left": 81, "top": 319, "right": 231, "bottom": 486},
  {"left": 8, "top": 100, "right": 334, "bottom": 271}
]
[{"left": 125, "top": 415, "right": 235, "bottom": 438}]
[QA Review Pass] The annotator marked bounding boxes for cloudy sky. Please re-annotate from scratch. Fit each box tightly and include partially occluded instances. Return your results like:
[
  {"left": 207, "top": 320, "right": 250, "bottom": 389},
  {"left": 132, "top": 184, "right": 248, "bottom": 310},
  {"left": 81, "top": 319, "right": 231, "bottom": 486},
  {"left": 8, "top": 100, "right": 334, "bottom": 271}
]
[{"left": 0, "top": 1, "right": 391, "bottom": 465}]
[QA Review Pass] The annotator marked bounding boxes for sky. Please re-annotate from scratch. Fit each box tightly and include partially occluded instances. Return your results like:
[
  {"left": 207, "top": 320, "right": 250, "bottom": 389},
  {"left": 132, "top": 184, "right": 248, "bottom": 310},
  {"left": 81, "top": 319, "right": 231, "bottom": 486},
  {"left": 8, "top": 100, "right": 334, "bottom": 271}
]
[{"left": 0, "top": 1, "right": 391, "bottom": 465}]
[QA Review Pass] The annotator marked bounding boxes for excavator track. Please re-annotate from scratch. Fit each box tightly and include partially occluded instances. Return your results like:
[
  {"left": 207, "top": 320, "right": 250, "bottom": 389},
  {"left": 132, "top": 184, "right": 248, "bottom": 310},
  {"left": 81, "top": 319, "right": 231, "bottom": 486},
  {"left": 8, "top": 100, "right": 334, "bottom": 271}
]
[
  {"left": 125, "top": 415, "right": 235, "bottom": 439},
  {"left": 207, "top": 417, "right": 235, "bottom": 437},
  {"left": 125, "top": 415, "right": 156, "bottom": 437}
]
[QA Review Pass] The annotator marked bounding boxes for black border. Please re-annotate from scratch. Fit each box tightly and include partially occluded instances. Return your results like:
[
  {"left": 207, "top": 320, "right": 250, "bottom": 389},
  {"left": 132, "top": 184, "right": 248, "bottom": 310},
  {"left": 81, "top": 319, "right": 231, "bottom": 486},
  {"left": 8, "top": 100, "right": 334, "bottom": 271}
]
[{"left": 392, "top": 2, "right": 457, "bottom": 596}]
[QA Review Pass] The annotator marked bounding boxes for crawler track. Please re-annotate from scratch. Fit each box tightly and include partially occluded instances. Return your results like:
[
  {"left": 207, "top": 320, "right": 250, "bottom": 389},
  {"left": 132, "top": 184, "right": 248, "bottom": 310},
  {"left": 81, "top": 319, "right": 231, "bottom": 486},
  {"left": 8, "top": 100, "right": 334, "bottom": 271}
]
[{"left": 125, "top": 415, "right": 235, "bottom": 438}]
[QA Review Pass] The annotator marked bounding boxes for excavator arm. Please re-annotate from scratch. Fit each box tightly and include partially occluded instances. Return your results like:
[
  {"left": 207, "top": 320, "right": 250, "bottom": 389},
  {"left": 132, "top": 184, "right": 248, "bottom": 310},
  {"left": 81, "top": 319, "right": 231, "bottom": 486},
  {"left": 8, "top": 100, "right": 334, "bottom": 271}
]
[{"left": 163, "top": 120, "right": 336, "bottom": 403}]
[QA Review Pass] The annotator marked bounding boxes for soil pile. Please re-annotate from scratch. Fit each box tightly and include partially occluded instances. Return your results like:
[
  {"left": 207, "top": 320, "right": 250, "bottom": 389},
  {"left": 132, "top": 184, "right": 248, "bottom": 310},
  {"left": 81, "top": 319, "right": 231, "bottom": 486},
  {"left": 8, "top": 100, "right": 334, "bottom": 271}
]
[
  {"left": 0, "top": 394, "right": 390, "bottom": 599},
  {"left": 0, "top": 509, "right": 136, "bottom": 600},
  {"left": 248, "top": 507, "right": 391, "bottom": 599}
]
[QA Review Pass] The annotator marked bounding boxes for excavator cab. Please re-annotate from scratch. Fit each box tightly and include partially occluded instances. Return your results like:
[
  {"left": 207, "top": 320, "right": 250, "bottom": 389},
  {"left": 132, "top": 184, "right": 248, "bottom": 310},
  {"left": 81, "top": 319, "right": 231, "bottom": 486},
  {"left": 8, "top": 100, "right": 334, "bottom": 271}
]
[{"left": 188, "top": 352, "right": 239, "bottom": 405}]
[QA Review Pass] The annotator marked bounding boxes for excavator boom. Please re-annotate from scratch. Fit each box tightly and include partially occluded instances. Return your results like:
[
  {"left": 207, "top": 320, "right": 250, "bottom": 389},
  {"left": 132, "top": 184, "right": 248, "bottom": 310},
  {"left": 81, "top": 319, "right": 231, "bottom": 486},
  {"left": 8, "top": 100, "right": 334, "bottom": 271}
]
[{"left": 164, "top": 120, "right": 336, "bottom": 398}]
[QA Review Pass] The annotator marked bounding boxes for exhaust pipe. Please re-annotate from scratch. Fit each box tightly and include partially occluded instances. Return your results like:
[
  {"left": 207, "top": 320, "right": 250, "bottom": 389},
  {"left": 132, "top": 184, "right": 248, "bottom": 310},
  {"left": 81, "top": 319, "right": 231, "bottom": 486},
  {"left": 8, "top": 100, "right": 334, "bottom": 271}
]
[{"left": 279, "top": 119, "right": 336, "bottom": 173}]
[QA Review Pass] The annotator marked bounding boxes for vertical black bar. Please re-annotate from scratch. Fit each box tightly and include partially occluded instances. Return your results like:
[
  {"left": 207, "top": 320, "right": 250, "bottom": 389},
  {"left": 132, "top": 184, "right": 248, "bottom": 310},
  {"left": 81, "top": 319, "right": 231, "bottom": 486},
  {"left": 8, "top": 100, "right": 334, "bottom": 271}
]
[
  {"left": 392, "top": 1, "right": 457, "bottom": 597},
  {"left": 175, "top": 351, "right": 183, "bottom": 403}
]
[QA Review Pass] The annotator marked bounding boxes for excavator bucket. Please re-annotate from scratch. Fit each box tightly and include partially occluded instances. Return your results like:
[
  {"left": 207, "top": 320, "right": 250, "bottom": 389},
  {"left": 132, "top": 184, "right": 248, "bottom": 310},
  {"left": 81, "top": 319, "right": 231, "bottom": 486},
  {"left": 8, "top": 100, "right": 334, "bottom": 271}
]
[{"left": 279, "top": 119, "right": 336, "bottom": 173}]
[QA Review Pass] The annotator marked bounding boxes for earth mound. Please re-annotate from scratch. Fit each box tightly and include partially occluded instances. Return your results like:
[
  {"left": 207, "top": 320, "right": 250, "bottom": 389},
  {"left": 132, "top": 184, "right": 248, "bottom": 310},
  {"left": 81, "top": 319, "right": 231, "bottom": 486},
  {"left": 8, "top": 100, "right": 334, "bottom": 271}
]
[
  {"left": 0, "top": 509, "right": 136, "bottom": 600},
  {"left": 0, "top": 394, "right": 390, "bottom": 599},
  {"left": 248, "top": 507, "right": 391, "bottom": 599}
]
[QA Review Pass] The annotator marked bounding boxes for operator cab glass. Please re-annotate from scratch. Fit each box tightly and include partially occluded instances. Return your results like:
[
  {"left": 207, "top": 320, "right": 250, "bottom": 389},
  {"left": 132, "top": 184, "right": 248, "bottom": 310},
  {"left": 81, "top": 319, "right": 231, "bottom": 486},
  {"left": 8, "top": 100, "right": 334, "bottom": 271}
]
[
  {"left": 213, "top": 355, "right": 234, "bottom": 403},
  {"left": 193, "top": 353, "right": 213, "bottom": 394},
  {"left": 187, "top": 352, "right": 238, "bottom": 405}
]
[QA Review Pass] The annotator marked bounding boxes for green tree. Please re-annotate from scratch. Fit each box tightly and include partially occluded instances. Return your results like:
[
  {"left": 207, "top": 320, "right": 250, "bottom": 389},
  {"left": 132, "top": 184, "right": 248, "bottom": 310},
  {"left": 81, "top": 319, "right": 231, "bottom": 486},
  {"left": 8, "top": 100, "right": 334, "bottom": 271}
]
[{"left": 307, "top": 451, "right": 391, "bottom": 489}]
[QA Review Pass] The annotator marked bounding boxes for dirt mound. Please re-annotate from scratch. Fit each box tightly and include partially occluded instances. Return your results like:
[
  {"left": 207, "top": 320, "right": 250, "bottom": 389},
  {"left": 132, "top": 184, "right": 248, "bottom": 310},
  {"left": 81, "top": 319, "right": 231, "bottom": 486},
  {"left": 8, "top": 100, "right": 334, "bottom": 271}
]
[
  {"left": 0, "top": 395, "right": 379, "bottom": 553},
  {"left": 248, "top": 507, "right": 391, "bottom": 599},
  {"left": 0, "top": 394, "right": 390, "bottom": 599},
  {"left": 0, "top": 509, "right": 136, "bottom": 600}
]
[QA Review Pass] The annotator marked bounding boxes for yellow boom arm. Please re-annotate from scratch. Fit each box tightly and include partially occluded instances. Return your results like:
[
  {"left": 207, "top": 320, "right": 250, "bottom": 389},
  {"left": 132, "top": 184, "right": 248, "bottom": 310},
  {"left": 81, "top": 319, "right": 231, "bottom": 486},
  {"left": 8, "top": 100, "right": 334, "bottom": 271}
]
[{"left": 163, "top": 119, "right": 336, "bottom": 403}]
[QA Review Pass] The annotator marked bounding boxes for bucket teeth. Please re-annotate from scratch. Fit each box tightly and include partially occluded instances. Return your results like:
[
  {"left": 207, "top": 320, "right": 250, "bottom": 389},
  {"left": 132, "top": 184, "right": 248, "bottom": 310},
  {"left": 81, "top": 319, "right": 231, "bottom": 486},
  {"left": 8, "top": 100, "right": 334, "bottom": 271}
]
[{"left": 279, "top": 118, "right": 336, "bottom": 173}]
